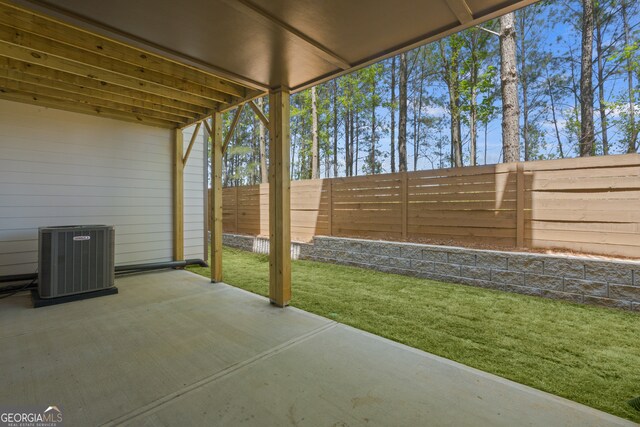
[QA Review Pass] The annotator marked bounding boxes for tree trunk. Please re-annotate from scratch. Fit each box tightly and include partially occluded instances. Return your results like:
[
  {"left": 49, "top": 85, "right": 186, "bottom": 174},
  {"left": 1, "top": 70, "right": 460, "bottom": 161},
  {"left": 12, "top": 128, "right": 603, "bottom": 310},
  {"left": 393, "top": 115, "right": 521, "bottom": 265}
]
[
  {"left": 370, "top": 80, "right": 377, "bottom": 174},
  {"left": 519, "top": 12, "right": 529, "bottom": 161},
  {"left": 568, "top": 46, "right": 582, "bottom": 148},
  {"left": 594, "top": 10, "right": 609, "bottom": 155},
  {"left": 257, "top": 97, "right": 268, "bottom": 183},
  {"left": 398, "top": 52, "right": 408, "bottom": 172},
  {"left": 469, "top": 33, "right": 478, "bottom": 166},
  {"left": 414, "top": 54, "right": 425, "bottom": 171},
  {"left": 470, "top": 86, "right": 477, "bottom": 166},
  {"left": 290, "top": 132, "right": 296, "bottom": 178},
  {"left": 484, "top": 121, "right": 488, "bottom": 165},
  {"left": 349, "top": 110, "right": 355, "bottom": 176},
  {"left": 622, "top": 0, "right": 637, "bottom": 153},
  {"left": 311, "top": 86, "right": 319, "bottom": 179},
  {"left": 344, "top": 106, "right": 350, "bottom": 176},
  {"left": 450, "top": 87, "right": 463, "bottom": 167},
  {"left": 500, "top": 12, "right": 521, "bottom": 163},
  {"left": 439, "top": 40, "right": 462, "bottom": 168},
  {"left": 579, "top": 0, "right": 595, "bottom": 157},
  {"left": 223, "top": 150, "right": 230, "bottom": 187},
  {"left": 413, "top": 98, "right": 418, "bottom": 171},
  {"left": 355, "top": 110, "right": 360, "bottom": 175},
  {"left": 390, "top": 56, "right": 397, "bottom": 173},
  {"left": 546, "top": 68, "right": 565, "bottom": 159}
]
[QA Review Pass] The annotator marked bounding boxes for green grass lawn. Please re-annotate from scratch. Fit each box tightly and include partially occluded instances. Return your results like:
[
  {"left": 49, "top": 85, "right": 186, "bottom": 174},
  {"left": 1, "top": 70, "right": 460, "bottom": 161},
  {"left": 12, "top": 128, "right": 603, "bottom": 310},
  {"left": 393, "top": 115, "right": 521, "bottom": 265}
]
[{"left": 188, "top": 247, "right": 640, "bottom": 422}]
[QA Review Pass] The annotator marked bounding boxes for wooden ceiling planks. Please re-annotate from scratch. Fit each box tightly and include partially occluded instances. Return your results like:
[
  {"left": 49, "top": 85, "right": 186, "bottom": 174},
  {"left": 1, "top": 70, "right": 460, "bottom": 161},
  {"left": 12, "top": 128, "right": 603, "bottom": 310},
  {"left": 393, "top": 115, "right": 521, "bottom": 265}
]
[{"left": 0, "top": 1, "right": 260, "bottom": 128}]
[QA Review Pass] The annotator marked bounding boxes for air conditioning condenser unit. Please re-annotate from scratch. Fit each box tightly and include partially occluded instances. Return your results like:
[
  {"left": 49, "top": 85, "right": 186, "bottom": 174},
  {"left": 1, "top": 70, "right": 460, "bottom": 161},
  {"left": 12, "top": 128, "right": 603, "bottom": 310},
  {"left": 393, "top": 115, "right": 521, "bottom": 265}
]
[{"left": 38, "top": 225, "right": 115, "bottom": 299}]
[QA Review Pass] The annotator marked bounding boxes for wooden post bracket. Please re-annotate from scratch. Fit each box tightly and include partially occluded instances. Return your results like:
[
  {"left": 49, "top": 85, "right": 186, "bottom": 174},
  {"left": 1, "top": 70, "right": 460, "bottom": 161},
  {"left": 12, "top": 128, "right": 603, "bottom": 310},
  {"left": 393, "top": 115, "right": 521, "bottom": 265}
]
[
  {"left": 222, "top": 104, "right": 245, "bottom": 154},
  {"left": 249, "top": 99, "right": 270, "bottom": 127},
  {"left": 182, "top": 121, "right": 202, "bottom": 165}
]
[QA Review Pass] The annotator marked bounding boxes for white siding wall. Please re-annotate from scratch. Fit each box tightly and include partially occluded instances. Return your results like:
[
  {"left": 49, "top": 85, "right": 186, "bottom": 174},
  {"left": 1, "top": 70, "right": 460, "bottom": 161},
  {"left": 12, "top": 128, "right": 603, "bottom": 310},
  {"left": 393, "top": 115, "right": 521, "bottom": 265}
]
[
  {"left": 181, "top": 124, "right": 206, "bottom": 261},
  {"left": 0, "top": 100, "right": 182, "bottom": 275}
]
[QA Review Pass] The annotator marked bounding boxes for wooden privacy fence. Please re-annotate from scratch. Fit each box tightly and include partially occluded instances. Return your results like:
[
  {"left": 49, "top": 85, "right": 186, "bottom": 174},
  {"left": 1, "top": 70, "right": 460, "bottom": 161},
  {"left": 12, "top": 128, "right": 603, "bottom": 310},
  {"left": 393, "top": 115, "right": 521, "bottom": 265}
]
[{"left": 216, "top": 154, "right": 640, "bottom": 258}]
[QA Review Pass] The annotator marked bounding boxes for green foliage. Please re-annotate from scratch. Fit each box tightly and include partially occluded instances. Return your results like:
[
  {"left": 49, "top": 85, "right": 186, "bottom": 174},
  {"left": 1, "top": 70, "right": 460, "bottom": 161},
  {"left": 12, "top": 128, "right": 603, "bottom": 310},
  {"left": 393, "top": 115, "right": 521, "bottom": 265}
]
[{"left": 215, "top": 0, "right": 639, "bottom": 182}]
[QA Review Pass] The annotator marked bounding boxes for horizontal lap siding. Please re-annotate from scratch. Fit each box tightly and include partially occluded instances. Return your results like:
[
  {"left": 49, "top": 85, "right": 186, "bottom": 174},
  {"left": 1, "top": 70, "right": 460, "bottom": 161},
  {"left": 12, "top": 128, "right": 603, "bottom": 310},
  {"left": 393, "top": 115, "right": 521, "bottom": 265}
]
[
  {"left": 0, "top": 100, "right": 173, "bottom": 275},
  {"left": 181, "top": 124, "right": 205, "bottom": 261}
]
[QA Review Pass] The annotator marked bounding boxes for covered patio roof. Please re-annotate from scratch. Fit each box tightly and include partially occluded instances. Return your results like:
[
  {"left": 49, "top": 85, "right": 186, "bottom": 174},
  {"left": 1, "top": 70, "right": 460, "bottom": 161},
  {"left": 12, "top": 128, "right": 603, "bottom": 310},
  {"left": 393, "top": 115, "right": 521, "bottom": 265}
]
[
  {"left": 2, "top": 0, "right": 538, "bottom": 125},
  {"left": 0, "top": 0, "right": 540, "bottom": 306},
  {"left": 0, "top": 1, "right": 261, "bottom": 128}
]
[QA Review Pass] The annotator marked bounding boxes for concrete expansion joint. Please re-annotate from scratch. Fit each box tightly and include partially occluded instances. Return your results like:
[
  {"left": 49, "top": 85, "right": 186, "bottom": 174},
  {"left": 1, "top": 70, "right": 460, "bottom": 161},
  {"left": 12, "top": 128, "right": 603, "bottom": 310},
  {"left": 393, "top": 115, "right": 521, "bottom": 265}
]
[{"left": 101, "top": 321, "right": 338, "bottom": 426}]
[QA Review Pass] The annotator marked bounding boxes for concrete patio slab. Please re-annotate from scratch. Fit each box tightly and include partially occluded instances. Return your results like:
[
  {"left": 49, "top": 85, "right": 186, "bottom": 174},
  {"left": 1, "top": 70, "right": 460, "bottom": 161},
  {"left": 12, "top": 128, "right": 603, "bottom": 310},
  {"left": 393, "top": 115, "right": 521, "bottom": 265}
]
[{"left": 0, "top": 270, "right": 634, "bottom": 426}]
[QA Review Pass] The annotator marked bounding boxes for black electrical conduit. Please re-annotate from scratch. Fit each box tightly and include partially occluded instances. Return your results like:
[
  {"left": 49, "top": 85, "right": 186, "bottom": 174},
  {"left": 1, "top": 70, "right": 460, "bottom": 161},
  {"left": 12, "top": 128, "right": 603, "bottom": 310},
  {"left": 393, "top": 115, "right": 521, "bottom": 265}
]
[{"left": 0, "top": 259, "right": 208, "bottom": 294}]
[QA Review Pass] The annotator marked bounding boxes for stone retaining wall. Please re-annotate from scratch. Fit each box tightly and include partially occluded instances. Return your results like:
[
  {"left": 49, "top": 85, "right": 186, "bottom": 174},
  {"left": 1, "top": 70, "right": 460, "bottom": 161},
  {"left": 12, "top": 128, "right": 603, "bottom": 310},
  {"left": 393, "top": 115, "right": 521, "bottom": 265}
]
[{"left": 222, "top": 234, "right": 640, "bottom": 311}]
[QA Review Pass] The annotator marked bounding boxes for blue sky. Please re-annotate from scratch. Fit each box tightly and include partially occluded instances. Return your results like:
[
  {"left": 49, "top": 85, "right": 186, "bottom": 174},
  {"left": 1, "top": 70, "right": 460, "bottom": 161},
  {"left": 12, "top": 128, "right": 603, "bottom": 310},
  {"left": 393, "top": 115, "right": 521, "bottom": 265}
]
[{"left": 310, "top": 0, "right": 639, "bottom": 178}]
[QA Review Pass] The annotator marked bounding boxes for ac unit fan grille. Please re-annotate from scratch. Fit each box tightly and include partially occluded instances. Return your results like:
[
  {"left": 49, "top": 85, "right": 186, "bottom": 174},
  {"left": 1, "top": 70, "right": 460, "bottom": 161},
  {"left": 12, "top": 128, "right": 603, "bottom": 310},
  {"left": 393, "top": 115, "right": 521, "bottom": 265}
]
[{"left": 39, "top": 225, "right": 115, "bottom": 299}]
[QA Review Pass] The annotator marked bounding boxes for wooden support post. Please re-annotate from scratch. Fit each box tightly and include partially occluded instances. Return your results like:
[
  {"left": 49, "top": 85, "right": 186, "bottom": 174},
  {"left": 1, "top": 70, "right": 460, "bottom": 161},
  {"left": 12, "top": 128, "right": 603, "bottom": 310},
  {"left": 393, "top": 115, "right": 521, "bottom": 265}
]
[
  {"left": 173, "top": 128, "right": 184, "bottom": 261},
  {"left": 327, "top": 179, "right": 333, "bottom": 236},
  {"left": 400, "top": 172, "right": 408, "bottom": 240},
  {"left": 516, "top": 162, "right": 525, "bottom": 248},
  {"left": 211, "top": 113, "right": 224, "bottom": 282},
  {"left": 268, "top": 88, "right": 291, "bottom": 307}
]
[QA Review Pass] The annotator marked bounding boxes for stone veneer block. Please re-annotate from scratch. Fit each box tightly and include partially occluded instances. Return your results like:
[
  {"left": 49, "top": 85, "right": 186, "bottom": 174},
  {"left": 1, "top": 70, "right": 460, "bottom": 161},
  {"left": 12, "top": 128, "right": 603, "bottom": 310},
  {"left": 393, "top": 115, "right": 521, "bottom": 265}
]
[
  {"left": 608, "top": 284, "right": 640, "bottom": 302},
  {"left": 376, "top": 265, "right": 418, "bottom": 277},
  {"left": 435, "top": 262, "right": 459, "bottom": 276},
  {"left": 563, "top": 279, "right": 608, "bottom": 297},
  {"left": 541, "top": 290, "right": 583, "bottom": 303},
  {"left": 491, "top": 270, "right": 525, "bottom": 285},
  {"left": 507, "top": 256, "right": 544, "bottom": 273},
  {"left": 411, "top": 260, "right": 434, "bottom": 272},
  {"left": 422, "top": 249, "right": 448, "bottom": 263},
  {"left": 475, "top": 253, "right": 508, "bottom": 270},
  {"left": 400, "top": 246, "right": 423, "bottom": 260},
  {"left": 359, "top": 241, "right": 401, "bottom": 257},
  {"left": 311, "top": 237, "right": 333, "bottom": 249},
  {"left": 524, "top": 274, "right": 564, "bottom": 291},
  {"left": 543, "top": 259, "right": 585, "bottom": 279},
  {"left": 584, "top": 296, "right": 632, "bottom": 310},
  {"left": 388, "top": 257, "right": 413, "bottom": 269},
  {"left": 632, "top": 302, "right": 640, "bottom": 311},
  {"left": 344, "top": 251, "right": 367, "bottom": 264},
  {"left": 447, "top": 252, "right": 476, "bottom": 266},
  {"left": 338, "top": 240, "right": 364, "bottom": 253},
  {"left": 451, "top": 276, "right": 499, "bottom": 291},
  {"left": 503, "top": 284, "right": 541, "bottom": 297},
  {"left": 298, "top": 243, "right": 314, "bottom": 259},
  {"left": 460, "top": 265, "right": 492, "bottom": 281},
  {"left": 584, "top": 262, "right": 633, "bottom": 286}
]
